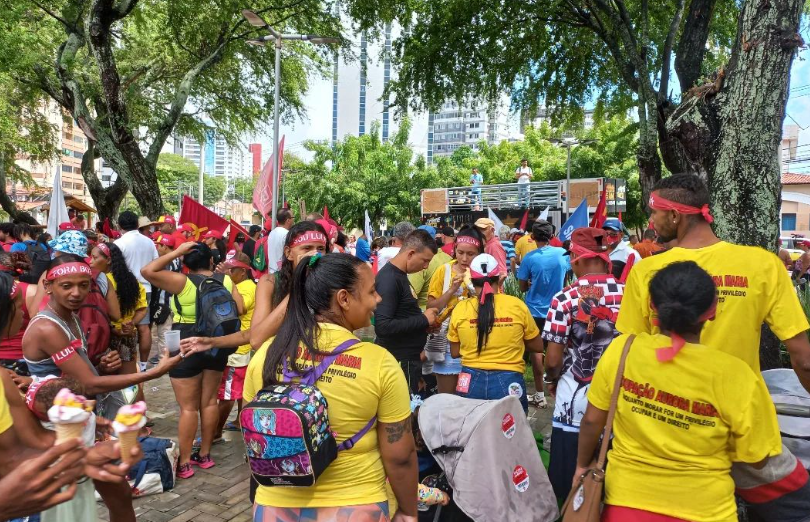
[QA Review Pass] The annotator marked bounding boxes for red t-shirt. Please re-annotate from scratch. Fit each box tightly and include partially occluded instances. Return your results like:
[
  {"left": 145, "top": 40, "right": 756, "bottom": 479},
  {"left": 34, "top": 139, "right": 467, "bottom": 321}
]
[
  {"left": 441, "top": 242, "right": 454, "bottom": 256},
  {"left": 485, "top": 236, "right": 508, "bottom": 275},
  {"left": 0, "top": 282, "right": 29, "bottom": 360}
]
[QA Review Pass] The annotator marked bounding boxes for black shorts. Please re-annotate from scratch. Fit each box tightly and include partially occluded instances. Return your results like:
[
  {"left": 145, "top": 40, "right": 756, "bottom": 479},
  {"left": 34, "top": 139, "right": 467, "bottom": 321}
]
[
  {"left": 169, "top": 349, "right": 233, "bottom": 379},
  {"left": 548, "top": 427, "right": 579, "bottom": 501}
]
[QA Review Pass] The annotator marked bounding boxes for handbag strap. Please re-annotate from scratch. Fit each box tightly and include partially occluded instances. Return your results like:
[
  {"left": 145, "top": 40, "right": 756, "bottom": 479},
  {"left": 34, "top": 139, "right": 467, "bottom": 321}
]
[{"left": 596, "top": 334, "right": 635, "bottom": 470}]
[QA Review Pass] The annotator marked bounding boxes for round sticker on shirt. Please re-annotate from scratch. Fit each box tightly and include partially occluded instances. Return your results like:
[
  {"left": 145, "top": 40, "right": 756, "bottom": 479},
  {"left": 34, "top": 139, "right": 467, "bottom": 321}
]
[
  {"left": 512, "top": 465, "right": 529, "bottom": 493},
  {"left": 501, "top": 413, "right": 516, "bottom": 439},
  {"left": 508, "top": 382, "right": 523, "bottom": 398}
]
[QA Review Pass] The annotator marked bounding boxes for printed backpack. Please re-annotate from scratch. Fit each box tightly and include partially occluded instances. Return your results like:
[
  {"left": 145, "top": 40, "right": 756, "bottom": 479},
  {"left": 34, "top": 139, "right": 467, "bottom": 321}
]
[
  {"left": 79, "top": 270, "right": 111, "bottom": 365},
  {"left": 240, "top": 339, "right": 376, "bottom": 487},
  {"left": 174, "top": 273, "right": 241, "bottom": 343}
]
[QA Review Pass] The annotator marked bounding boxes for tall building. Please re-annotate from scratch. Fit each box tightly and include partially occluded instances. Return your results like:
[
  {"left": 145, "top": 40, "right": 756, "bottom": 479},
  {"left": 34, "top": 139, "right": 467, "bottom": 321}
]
[
  {"left": 428, "top": 95, "right": 515, "bottom": 163},
  {"left": 782, "top": 124, "right": 800, "bottom": 173},
  {"left": 174, "top": 133, "right": 251, "bottom": 182}
]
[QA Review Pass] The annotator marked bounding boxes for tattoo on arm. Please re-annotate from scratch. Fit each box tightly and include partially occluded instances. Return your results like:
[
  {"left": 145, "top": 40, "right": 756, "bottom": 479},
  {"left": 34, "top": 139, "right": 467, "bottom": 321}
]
[{"left": 384, "top": 417, "right": 412, "bottom": 444}]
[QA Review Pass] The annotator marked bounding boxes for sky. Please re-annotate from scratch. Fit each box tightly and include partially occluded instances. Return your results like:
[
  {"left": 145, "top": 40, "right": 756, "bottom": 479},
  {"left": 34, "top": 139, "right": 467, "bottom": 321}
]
[{"left": 245, "top": 20, "right": 810, "bottom": 168}]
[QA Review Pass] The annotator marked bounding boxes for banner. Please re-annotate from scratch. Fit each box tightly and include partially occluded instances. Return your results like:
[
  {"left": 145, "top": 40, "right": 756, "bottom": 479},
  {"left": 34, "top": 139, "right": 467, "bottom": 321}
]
[
  {"left": 179, "top": 195, "right": 229, "bottom": 239},
  {"left": 487, "top": 208, "right": 504, "bottom": 233},
  {"left": 559, "top": 199, "right": 589, "bottom": 241},
  {"left": 253, "top": 135, "right": 285, "bottom": 218},
  {"left": 323, "top": 206, "right": 330, "bottom": 221},
  {"left": 364, "top": 210, "right": 372, "bottom": 241},
  {"left": 538, "top": 206, "right": 550, "bottom": 221},
  {"left": 47, "top": 169, "right": 70, "bottom": 237},
  {"left": 227, "top": 219, "right": 250, "bottom": 252},
  {"left": 590, "top": 186, "right": 608, "bottom": 228}
]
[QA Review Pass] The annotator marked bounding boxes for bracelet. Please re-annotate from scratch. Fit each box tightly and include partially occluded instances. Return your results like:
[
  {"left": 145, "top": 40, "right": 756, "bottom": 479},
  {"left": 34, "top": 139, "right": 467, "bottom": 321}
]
[{"left": 542, "top": 373, "right": 558, "bottom": 385}]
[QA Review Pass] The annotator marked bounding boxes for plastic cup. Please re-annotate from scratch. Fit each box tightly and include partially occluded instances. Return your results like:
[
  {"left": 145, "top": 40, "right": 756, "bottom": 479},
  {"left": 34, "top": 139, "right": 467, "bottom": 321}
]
[{"left": 164, "top": 330, "right": 181, "bottom": 356}]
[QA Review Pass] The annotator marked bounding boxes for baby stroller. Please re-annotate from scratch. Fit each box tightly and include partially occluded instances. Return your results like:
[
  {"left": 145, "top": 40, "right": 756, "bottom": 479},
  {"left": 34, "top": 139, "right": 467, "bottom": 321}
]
[
  {"left": 763, "top": 369, "right": 810, "bottom": 469},
  {"left": 418, "top": 394, "right": 558, "bottom": 522}
]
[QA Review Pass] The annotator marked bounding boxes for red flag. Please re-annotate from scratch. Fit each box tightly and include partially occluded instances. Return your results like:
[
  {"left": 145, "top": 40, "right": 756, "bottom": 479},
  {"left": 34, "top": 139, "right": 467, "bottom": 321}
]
[
  {"left": 179, "top": 196, "right": 229, "bottom": 239},
  {"left": 323, "top": 206, "right": 330, "bottom": 221},
  {"left": 590, "top": 186, "right": 608, "bottom": 228},
  {"left": 253, "top": 136, "right": 285, "bottom": 217},
  {"left": 226, "top": 219, "right": 250, "bottom": 252},
  {"left": 519, "top": 209, "right": 529, "bottom": 231}
]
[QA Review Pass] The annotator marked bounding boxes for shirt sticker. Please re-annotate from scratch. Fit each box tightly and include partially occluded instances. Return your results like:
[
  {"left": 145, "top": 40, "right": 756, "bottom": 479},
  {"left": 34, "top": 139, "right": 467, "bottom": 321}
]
[
  {"left": 508, "top": 382, "right": 523, "bottom": 398},
  {"left": 513, "top": 465, "right": 529, "bottom": 492},
  {"left": 501, "top": 413, "right": 516, "bottom": 439}
]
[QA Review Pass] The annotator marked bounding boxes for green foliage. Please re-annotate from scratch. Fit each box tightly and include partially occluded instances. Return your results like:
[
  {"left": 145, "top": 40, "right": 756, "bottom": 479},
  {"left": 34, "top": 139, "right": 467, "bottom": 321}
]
[{"left": 155, "top": 153, "right": 227, "bottom": 211}]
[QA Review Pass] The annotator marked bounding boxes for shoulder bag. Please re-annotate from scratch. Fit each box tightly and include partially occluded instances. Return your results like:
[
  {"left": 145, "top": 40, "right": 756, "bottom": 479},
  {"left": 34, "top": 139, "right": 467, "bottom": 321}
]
[{"left": 561, "top": 334, "right": 635, "bottom": 522}]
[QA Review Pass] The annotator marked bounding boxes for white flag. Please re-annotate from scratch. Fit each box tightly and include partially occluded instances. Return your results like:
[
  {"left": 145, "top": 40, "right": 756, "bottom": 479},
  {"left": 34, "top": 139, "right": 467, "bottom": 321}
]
[
  {"left": 487, "top": 207, "right": 505, "bottom": 232},
  {"left": 539, "top": 206, "right": 550, "bottom": 221},
  {"left": 47, "top": 168, "right": 70, "bottom": 237},
  {"left": 364, "top": 210, "right": 372, "bottom": 240}
]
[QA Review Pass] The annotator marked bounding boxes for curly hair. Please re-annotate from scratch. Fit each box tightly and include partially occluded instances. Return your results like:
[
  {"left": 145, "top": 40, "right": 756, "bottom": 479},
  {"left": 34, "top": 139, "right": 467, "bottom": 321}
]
[
  {"left": 105, "top": 242, "right": 141, "bottom": 317},
  {"left": 0, "top": 251, "right": 32, "bottom": 276}
]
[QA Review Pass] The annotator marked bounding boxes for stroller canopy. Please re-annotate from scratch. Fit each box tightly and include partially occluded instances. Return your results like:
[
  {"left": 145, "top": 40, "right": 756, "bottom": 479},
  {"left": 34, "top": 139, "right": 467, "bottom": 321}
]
[{"left": 419, "top": 394, "right": 558, "bottom": 522}]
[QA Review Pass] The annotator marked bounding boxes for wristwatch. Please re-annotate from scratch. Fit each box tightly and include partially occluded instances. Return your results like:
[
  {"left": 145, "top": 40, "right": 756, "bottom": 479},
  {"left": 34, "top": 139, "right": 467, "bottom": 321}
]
[{"left": 542, "top": 373, "right": 558, "bottom": 385}]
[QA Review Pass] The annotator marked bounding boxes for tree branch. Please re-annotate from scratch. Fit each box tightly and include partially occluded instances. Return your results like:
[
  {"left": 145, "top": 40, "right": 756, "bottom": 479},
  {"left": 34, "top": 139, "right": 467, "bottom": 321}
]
[
  {"left": 675, "top": 0, "right": 717, "bottom": 92},
  {"left": 31, "top": 0, "right": 72, "bottom": 29},
  {"left": 111, "top": 0, "right": 138, "bottom": 20},
  {"left": 660, "top": 0, "right": 687, "bottom": 102}
]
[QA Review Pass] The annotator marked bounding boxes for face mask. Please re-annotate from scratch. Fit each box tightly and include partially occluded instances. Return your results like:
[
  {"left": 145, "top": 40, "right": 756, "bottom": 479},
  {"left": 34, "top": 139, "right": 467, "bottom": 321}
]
[{"left": 436, "top": 238, "right": 444, "bottom": 247}]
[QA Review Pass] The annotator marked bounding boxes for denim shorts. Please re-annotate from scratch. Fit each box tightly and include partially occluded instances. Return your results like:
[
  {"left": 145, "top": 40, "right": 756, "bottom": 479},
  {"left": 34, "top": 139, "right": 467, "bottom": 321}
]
[
  {"left": 432, "top": 344, "right": 462, "bottom": 375},
  {"left": 456, "top": 366, "right": 528, "bottom": 413}
]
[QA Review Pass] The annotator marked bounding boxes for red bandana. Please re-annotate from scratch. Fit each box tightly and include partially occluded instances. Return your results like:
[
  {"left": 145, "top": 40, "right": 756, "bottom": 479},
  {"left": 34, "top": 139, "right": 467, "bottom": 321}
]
[
  {"left": 46, "top": 262, "right": 92, "bottom": 281},
  {"left": 457, "top": 236, "right": 481, "bottom": 248},
  {"left": 470, "top": 267, "right": 501, "bottom": 304},
  {"left": 291, "top": 231, "right": 327, "bottom": 248},
  {"left": 649, "top": 191, "right": 714, "bottom": 224},
  {"left": 652, "top": 298, "right": 718, "bottom": 362}
]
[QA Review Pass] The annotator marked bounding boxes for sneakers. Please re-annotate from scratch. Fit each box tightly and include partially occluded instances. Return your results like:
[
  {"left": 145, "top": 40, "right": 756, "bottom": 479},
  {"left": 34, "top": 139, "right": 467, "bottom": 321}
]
[
  {"left": 190, "top": 452, "right": 215, "bottom": 469},
  {"left": 176, "top": 463, "right": 194, "bottom": 479},
  {"left": 529, "top": 392, "right": 548, "bottom": 409}
]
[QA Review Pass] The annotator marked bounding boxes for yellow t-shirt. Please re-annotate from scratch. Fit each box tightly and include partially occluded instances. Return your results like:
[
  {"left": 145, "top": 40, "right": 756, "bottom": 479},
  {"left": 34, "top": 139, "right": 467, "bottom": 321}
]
[
  {"left": 447, "top": 294, "right": 539, "bottom": 373},
  {"left": 514, "top": 234, "right": 537, "bottom": 264},
  {"left": 243, "top": 323, "right": 411, "bottom": 508},
  {"left": 234, "top": 279, "right": 257, "bottom": 357},
  {"left": 617, "top": 241, "right": 809, "bottom": 372},
  {"left": 106, "top": 274, "right": 147, "bottom": 329},
  {"left": 171, "top": 275, "right": 233, "bottom": 324},
  {"left": 0, "top": 391, "right": 12, "bottom": 435},
  {"left": 409, "top": 251, "right": 453, "bottom": 310},
  {"left": 589, "top": 334, "right": 781, "bottom": 521},
  {"left": 428, "top": 262, "right": 473, "bottom": 319}
]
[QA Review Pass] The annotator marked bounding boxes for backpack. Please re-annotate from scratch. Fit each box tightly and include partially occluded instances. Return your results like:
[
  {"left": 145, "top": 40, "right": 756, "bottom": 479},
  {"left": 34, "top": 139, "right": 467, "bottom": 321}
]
[
  {"left": 79, "top": 271, "right": 111, "bottom": 365},
  {"left": 173, "top": 273, "right": 240, "bottom": 340},
  {"left": 240, "top": 339, "right": 376, "bottom": 487},
  {"left": 252, "top": 236, "right": 269, "bottom": 273},
  {"left": 124, "top": 437, "right": 178, "bottom": 498},
  {"left": 19, "top": 242, "right": 49, "bottom": 284}
]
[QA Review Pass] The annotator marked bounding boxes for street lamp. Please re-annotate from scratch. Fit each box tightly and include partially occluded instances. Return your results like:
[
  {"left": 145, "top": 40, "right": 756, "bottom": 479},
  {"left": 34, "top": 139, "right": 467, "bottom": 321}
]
[
  {"left": 242, "top": 9, "right": 340, "bottom": 228},
  {"left": 547, "top": 137, "right": 597, "bottom": 219}
]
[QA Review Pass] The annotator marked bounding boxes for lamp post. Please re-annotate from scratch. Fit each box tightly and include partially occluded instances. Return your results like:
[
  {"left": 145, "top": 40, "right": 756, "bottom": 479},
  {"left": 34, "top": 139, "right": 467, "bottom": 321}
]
[
  {"left": 547, "top": 137, "right": 597, "bottom": 219},
  {"left": 242, "top": 10, "right": 340, "bottom": 228}
]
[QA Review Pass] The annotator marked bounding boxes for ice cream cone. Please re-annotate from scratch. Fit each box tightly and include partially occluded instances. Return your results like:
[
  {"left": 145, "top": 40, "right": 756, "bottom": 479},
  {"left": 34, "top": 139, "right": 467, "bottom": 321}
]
[
  {"left": 54, "top": 422, "right": 86, "bottom": 444},
  {"left": 117, "top": 430, "right": 140, "bottom": 465}
]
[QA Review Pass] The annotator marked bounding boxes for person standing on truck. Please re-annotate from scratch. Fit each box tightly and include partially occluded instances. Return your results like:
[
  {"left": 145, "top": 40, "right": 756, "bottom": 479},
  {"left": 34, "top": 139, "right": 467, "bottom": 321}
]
[{"left": 515, "top": 159, "right": 533, "bottom": 208}]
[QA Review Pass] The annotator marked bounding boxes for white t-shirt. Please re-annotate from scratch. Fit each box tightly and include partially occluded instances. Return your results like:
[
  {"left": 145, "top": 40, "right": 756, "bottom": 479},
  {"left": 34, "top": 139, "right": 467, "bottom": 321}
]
[
  {"left": 609, "top": 240, "right": 642, "bottom": 265},
  {"left": 376, "top": 246, "right": 400, "bottom": 270},
  {"left": 515, "top": 166, "right": 533, "bottom": 184},
  {"left": 266, "top": 226, "right": 289, "bottom": 274},
  {"left": 114, "top": 230, "right": 158, "bottom": 293}
]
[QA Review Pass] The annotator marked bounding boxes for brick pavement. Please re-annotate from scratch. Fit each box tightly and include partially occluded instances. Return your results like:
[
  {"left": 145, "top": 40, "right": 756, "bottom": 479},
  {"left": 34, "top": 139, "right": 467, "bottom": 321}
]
[{"left": 98, "top": 375, "right": 554, "bottom": 521}]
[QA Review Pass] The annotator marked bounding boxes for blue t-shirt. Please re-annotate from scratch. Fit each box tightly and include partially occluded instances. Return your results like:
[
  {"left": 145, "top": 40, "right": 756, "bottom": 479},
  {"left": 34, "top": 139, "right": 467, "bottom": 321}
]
[
  {"left": 517, "top": 246, "right": 569, "bottom": 318},
  {"left": 470, "top": 173, "right": 483, "bottom": 188},
  {"left": 10, "top": 239, "right": 37, "bottom": 253},
  {"left": 355, "top": 237, "right": 371, "bottom": 262}
]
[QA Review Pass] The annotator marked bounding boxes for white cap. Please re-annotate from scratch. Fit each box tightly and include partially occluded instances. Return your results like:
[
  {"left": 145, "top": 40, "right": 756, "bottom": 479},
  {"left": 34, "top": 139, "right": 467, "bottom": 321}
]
[{"left": 470, "top": 253, "right": 500, "bottom": 277}]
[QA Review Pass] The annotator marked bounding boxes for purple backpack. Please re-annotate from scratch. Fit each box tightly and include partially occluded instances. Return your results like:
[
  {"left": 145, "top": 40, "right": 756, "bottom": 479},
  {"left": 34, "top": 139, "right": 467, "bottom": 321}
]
[{"left": 240, "top": 339, "right": 376, "bottom": 487}]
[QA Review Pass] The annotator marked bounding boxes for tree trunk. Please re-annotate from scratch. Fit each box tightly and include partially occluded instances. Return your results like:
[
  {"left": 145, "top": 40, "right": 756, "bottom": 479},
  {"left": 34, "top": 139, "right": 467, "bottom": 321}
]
[
  {"left": 711, "top": 0, "right": 804, "bottom": 249},
  {"left": 636, "top": 97, "right": 662, "bottom": 206},
  {"left": 0, "top": 154, "right": 40, "bottom": 225},
  {"left": 82, "top": 140, "right": 128, "bottom": 221}
]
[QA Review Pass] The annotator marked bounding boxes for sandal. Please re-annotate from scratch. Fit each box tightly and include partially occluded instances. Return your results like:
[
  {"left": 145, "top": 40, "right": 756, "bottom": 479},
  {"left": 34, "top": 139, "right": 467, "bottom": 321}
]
[
  {"left": 192, "top": 436, "right": 225, "bottom": 449},
  {"left": 223, "top": 421, "right": 241, "bottom": 432}
]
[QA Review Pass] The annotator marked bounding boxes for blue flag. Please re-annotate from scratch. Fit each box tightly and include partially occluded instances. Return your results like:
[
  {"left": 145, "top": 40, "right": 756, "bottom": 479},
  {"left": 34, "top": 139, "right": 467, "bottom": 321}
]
[{"left": 560, "top": 199, "right": 589, "bottom": 241}]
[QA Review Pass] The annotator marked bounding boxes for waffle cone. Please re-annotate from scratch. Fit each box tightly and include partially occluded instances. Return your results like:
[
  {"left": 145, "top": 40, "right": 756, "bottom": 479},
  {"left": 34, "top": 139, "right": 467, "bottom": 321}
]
[
  {"left": 117, "top": 430, "right": 140, "bottom": 465},
  {"left": 54, "top": 422, "right": 85, "bottom": 445}
]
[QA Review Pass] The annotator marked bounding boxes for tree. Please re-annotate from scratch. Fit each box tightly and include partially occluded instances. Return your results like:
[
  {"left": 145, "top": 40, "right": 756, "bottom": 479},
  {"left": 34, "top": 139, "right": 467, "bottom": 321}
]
[
  {"left": 344, "top": 0, "right": 804, "bottom": 248},
  {"left": 155, "top": 153, "right": 226, "bottom": 212},
  {"left": 0, "top": 1, "right": 341, "bottom": 220}
]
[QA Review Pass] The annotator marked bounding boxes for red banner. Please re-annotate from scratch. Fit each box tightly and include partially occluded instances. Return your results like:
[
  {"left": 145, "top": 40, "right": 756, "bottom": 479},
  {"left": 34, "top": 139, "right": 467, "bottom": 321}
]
[
  {"left": 179, "top": 196, "right": 229, "bottom": 238},
  {"left": 253, "top": 136, "right": 285, "bottom": 218},
  {"left": 590, "top": 186, "right": 608, "bottom": 228},
  {"left": 227, "top": 219, "right": 250, "bottom": 252}
]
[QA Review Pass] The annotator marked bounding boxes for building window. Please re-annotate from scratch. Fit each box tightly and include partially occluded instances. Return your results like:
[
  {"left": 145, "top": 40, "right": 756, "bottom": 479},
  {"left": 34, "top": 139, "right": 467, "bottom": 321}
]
[
  {"left": 782, "top": 213, "right": 797, "bottom": 231},
  {"left": 61, "top": 165, "right": 71, "bottom": 172}
]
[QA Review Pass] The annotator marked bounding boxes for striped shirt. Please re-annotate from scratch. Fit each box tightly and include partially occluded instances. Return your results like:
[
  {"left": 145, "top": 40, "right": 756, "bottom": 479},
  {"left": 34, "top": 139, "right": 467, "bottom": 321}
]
[{"left": 501, "top": 240, "right": 516, "bottom": 270}]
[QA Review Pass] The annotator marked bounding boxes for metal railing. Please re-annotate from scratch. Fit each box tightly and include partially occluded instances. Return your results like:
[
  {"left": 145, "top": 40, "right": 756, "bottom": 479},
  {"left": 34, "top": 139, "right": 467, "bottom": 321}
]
[{"left": 446, "top": 181, "right": 562, "bottom": 211}]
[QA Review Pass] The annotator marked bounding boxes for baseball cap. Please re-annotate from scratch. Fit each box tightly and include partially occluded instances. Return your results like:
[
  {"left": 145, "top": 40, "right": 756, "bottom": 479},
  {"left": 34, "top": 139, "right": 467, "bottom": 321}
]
[
  {"left": 470, "top": 253, "right": 500, "bottom": 277},
  {"left": 176, "top": 224, "right": 193, "bottom": 235},
  {"left": 474, "top": 218, "right": 495, "bottom": 230},
  {"left": 315, "top": 219, "right": 336, "bottom": 239},
  {"left": 153, "top": 214, "right": 176, "bottom": 226},
  {"left": 58, "top": 222, "right": 78, "bottom": 232},
  {"left": 570, "top": 228, "right": 609, "bottom": 253},
  {"left": 510, "top": 227, "right": 522, "bottom": 235},
  {"left": 154, "top": 234, "right": 176, "bottom": 248},
  {"left": 602, "top": 218, "right": 623, "bottom": 232},
  {"left": 418, "top": 225, "right": 436, "bottom": 238},
  {"left": 439, "top": 226, "right": 455, "bottom": 237},
  {"left": 203, "top": 230, "right": 223, "bottom": 240},
  {"left": 137, "top": 216, "right": 152, "bottom": 229},
  {"left": 800, "top": 240, "right": 810, "bottom": 248}
]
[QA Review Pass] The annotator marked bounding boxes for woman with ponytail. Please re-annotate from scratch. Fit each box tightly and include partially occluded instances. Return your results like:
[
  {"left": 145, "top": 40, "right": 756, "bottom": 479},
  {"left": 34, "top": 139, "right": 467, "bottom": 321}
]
[
  {"left": 0, "top": 252, "right": 38, "bottom": 376},
  {"left": 242, "top": 253, "right": 417, "bottom": 522},
  {"left": 448, "top": 254, "right": 543, "bottom": 413},
  {"left": 90, "top": 242, "right": 147, "bottom": 376},
  {"left": 576, "top": 261, "right": 782, "bottom": 522},
  {"left": 426, "top": 225, "right": 485, "bottom": 392}
]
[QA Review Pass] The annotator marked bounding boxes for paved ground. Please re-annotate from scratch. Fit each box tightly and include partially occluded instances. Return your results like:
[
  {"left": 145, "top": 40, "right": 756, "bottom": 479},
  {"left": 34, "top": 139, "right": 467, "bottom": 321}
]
[{"left": 98, "top": 374, "right": 554, "bottom": 521}]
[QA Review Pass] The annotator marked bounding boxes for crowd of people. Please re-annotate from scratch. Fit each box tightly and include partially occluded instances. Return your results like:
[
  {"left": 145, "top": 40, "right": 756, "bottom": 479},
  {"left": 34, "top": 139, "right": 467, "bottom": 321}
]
[{"left": 0, "top": 173, "right": 808, "bottom": 522}]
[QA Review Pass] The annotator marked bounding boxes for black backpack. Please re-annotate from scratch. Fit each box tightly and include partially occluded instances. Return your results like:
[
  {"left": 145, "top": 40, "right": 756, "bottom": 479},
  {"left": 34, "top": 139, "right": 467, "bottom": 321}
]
[
  {"left": 174, "top": 273, "right": 241, "bottom": 342},
  {"left": 19, "top": 242, "right": 49, "bottom": 284}
]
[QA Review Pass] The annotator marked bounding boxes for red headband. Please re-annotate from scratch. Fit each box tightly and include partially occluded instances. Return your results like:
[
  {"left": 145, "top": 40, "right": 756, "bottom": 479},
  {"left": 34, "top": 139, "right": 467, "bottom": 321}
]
[
  {"left": 291, "top": 231, "right": 327, "bottom": 248},
  {"left": 25, "top": 376, "right": 58, "bottom": 421},
  {"left": 46, "top": 262, "right": 92, "bottom": 281},
  {"left": 569, "top": 242, "right": 612, "bottom": 269},
  {"left": 96, "top": 243, "right": 111, "bottom": 258},
  {"left": 457, "top": 236, "right": 481, "bottom": 248},
  {"left": 225, "top": 261, "right": 251, "bottom": 270},
  {"left": 649, "top": 191, "right": 714, "bottom": 224},
  {"left": 470, "top": 267, "right": 500, "bottom": 304},
  {"left": 652, "top": 298, "right": 718, "bottom": 362}
]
